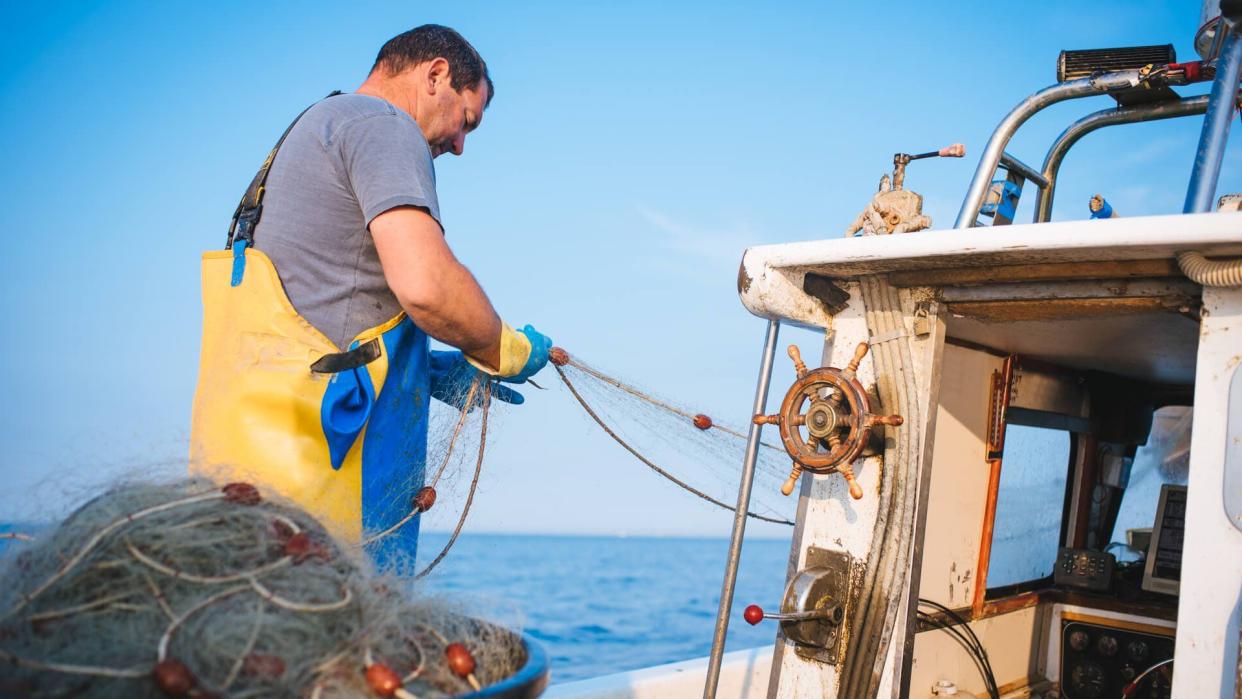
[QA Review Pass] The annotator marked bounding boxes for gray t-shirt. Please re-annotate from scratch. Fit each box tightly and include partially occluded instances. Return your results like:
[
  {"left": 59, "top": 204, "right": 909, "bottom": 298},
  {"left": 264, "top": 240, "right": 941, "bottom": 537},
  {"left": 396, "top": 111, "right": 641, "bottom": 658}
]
[{"left": 253, "top": 93, "right": 440, "bottom": 349}]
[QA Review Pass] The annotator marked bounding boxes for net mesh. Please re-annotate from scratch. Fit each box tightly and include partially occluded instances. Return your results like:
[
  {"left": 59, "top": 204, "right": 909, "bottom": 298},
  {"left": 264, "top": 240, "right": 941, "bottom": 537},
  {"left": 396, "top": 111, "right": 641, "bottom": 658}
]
[
  {"left": 552, "top": 352, "right": 796, "bottom": 526},
  {"left": 0, "top": 477, "right": 524, "bottom": 698}
]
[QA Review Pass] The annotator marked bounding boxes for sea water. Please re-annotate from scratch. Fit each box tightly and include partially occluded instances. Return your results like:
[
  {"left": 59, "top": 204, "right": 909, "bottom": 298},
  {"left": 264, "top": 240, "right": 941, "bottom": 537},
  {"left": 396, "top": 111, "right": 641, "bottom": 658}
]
[{"left": 416, "top": 532, "right": 792, "bottom": 684}]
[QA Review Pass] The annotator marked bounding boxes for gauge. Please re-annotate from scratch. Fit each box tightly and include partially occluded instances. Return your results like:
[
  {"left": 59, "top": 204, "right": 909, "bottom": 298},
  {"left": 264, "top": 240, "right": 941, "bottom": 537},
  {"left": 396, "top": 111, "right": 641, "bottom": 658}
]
[
  {"left": 1127, "top": 639, "right": 1149, "bottom": 662},
  {"left": 1069, "top": 630, "right": 1090, "bottom": 651},
  {"left": 1095, "top": 634, "right": 1118, "bottom": 657},
  {"left": 1070, "top": 661, "right": 1106, "bottom": 698}
]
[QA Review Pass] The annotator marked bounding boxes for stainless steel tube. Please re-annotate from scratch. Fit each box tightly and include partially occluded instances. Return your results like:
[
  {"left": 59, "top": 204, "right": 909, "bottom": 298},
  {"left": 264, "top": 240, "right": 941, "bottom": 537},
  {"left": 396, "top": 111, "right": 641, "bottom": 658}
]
[
  {"left": 702, "top": 319, "right": 780, "bottom": 699},
  {"left": 953, "top": 70, "right": 1141, "bottom": 229},
  {"left": 1033, "top": 96, "right": 1211, "bottom": 223},
  {"left": 999, "top": 151, "right": 1050, "bottom": 190},
  {"left": 1185, "top": 28, "right": 1242, "bottom": 213}
]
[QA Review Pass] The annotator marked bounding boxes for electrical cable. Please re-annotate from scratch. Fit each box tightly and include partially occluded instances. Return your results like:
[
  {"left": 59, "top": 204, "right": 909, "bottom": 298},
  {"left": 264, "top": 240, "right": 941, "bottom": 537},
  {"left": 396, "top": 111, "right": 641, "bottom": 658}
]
[
  {"left": 1121, "top": 657, "right": 1173, "bottom": 697},
  {"left": 918, "top": 612, "right": 998, "bottom": 699},
  {"left": 917, "top": 598, "right": 999, "bottom": 699},
  {"left": 916, "top": 614, "right": 998, "bottom": 699},
  {"left": 926, "top": 603, "right": 998, "bottom": 698}
]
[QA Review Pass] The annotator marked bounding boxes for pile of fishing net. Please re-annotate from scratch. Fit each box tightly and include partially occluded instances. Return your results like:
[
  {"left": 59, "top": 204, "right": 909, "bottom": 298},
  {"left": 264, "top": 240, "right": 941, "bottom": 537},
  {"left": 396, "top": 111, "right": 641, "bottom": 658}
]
[{"left": 0, "top": 479, "right": 528, "bottom": 698}]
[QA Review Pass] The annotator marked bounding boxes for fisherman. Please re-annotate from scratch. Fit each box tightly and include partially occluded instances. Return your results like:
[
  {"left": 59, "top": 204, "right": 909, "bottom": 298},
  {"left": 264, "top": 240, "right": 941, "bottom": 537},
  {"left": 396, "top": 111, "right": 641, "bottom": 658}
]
[{"left": 190, "top": 25, "right": 550, "bottom": 559}]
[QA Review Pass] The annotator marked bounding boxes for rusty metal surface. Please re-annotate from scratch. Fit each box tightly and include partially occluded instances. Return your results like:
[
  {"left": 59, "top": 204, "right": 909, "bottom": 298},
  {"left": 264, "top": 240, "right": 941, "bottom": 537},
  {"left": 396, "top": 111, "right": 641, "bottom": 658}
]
[
  {"left": 888, "top": 259, "right": 1183, "bottom": 287},
  {"left": 974, "top": 356, "right": 1014, "bottom": 616},
  {"left": 946, "top": 296, "right": 1189, "bottom": 322},
  {"left": 784, "top": 547, "right": 854, "bottom": 665},
  {"left": 936, "top": 278, "right": 1200, "bottom": 302}
]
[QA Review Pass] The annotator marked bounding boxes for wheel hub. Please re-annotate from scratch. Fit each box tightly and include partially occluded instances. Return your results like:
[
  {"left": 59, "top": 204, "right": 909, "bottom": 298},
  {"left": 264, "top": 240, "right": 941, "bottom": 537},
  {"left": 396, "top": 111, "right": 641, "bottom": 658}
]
[{"left": 805, "top": 401, "right": 838, "bottom": 439}]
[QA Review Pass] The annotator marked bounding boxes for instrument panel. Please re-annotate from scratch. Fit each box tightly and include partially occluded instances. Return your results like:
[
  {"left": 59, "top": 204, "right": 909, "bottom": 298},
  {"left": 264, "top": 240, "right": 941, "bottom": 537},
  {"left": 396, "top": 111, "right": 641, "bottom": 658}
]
[{"left": 1059, "top": 617, "right": 1173, "bottom": 698}]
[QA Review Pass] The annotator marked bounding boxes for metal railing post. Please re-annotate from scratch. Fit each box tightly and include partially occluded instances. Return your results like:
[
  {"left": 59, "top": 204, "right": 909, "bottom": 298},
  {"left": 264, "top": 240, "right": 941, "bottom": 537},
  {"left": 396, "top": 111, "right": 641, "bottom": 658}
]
[
  {"left": 1032, "top": 96, "right": 1210, "bottom": 223},
  {"left": 703, "top": 319, "right": 780, "bottom": 699},
  {"left": 1185, "top": 27, "right": 1242, "bottom": 214},
  {"left": 953, "top": 71, "right": 1141, "bottom": 229}
]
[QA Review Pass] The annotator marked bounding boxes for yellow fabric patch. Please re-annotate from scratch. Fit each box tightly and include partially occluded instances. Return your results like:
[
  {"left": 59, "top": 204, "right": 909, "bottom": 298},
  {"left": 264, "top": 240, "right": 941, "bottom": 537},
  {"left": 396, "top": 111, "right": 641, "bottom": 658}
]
[
  {"left": 189, "top": 248, "right": 398, "bottom": 542},
  {"left": 465, "top": 321, "right": 531, "bottom": 377}
]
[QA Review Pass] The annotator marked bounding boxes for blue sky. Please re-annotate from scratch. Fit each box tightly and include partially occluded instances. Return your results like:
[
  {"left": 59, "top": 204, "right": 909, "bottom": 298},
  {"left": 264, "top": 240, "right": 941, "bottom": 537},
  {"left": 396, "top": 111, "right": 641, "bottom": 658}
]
[{"left": 1, "top": 1, "right": 1237, "bottom": 537}]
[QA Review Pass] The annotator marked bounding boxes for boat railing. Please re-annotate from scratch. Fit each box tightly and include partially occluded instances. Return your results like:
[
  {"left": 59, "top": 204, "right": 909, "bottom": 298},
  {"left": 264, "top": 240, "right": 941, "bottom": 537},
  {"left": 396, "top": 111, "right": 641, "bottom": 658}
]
[
  {"left": 956, "top": 22, "right": 1242, "bottom": 227},
  {"left": 1032, "top": 97, "right": 1210, "bottom": 223},
  {"left": 953, "top": 69, "right": 1146, "bottom": 229}
]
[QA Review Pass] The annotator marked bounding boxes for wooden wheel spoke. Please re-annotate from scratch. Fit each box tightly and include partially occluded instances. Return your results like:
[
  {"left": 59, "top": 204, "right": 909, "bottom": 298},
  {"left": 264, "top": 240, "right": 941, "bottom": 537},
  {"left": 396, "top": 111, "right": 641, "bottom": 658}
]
[
  {"left": 867, "top": 413, "right": 905, "bottom": 427},
  {"left": 787, "top": 345, "right": 808, "bottom": 378}
]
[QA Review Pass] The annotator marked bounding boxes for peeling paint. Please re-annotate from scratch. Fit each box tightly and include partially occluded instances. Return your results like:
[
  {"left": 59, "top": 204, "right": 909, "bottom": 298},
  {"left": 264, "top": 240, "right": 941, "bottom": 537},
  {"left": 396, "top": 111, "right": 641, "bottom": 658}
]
[{"left": 737, "top": 259, "right": 752, "bottom": 295}]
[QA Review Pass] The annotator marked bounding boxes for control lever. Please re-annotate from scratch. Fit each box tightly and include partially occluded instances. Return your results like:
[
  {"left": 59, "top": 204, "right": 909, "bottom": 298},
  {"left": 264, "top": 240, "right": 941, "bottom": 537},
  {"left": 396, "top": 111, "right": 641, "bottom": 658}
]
[
  {"left": 743, "top": 603, "right": 844, "bottom": 625},
  {"left": 892, "top": 143, "right": 966, "bottom": 190},
  {"left": 738, "top": 547, "right": 854, "bottom": 664}
]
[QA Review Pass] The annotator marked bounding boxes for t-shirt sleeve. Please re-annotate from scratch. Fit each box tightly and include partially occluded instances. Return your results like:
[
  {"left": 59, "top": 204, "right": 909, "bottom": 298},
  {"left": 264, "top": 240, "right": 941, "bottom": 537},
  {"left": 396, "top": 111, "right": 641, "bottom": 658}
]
[{"left": 332, "top": 113, "right": 442, "bottom": 228}]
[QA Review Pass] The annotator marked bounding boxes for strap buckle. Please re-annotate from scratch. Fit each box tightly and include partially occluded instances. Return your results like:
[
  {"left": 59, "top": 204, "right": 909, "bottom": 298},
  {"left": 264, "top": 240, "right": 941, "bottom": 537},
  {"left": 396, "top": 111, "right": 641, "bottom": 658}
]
[{"left": 227, "top": 205, "right": 263, "bottom": 249}]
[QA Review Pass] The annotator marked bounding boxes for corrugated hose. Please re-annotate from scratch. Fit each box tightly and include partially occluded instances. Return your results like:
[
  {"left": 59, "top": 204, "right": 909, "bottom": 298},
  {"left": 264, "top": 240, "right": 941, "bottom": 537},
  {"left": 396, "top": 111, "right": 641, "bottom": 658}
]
[{"left": 1178, "top": 251, "right": 1242, "bottom": 287}]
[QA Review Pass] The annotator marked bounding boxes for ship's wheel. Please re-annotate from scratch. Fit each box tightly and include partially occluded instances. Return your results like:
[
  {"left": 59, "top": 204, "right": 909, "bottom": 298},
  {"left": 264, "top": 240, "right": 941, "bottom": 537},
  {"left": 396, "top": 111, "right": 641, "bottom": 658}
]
[{"left": 753, "top": 343, "right": 903, "bottom": 499}]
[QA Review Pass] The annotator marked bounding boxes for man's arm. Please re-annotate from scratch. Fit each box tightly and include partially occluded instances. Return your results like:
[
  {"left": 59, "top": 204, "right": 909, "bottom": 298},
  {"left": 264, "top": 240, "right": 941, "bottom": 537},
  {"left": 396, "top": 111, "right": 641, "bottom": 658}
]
[{"left": 370, "top": 205, "right": 503, "bottom": 370}]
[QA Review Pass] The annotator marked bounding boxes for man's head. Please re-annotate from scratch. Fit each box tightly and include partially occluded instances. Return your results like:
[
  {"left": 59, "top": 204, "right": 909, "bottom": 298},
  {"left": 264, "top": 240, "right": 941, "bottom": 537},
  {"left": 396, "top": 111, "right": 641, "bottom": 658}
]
[{"left": 364, "top": 25, "right": 493, "bottom": 158}]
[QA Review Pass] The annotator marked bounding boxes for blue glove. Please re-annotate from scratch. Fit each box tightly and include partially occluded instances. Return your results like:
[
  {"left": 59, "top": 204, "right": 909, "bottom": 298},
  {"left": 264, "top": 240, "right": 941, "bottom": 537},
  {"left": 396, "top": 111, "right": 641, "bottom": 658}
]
[
  {"left": 429, "top": 350, "right": 523, "bottom": 410},
  {"left": 507, "top": 324, "right": 553, "bottom": 384}
]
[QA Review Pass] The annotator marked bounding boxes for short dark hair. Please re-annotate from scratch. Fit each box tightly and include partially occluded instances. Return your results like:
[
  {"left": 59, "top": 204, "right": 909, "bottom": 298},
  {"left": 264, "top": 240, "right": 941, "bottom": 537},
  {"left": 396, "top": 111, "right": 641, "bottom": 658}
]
[{"left": 371, "top": 24, "right": 494, "bottom": 107}]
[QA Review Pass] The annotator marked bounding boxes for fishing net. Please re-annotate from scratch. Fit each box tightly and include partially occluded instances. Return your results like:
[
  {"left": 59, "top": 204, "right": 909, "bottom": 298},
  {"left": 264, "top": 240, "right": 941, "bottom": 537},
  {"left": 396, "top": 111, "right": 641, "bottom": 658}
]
[
  {"left": 361, "top": 378, "right": 497, "bottom": 580},
  {"left": 549, "top": 349, "right": 796, "bottom": 526},
  {"left": 0, "top": 345, "right": 793, "bottom": 697},
  {"left": 0, "top": 477, "right": 526, "bottom": 698},
  {"left": 369, "top": 346, "right": 797, "bottom": 563}
]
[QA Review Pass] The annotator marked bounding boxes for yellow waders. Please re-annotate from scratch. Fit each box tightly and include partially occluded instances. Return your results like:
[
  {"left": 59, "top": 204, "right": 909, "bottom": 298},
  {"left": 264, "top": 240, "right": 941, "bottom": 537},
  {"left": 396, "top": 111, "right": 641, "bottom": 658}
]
[{"left": 190, "top": 93, "right": 429, "bottom": 560}]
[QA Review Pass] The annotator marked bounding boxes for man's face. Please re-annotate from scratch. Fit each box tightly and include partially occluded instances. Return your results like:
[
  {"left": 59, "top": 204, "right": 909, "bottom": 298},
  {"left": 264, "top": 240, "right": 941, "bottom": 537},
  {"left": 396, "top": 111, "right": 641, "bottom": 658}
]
[{"left": 422, "top": 78, "right": 488, "bottom": 159}]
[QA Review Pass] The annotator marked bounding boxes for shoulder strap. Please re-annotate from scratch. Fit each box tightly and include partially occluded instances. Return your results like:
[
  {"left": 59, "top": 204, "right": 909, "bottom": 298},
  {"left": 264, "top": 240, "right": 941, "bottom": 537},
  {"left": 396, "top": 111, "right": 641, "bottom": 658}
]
[{"left": 226, "top": 90, "right": 343, "bottom": 249}]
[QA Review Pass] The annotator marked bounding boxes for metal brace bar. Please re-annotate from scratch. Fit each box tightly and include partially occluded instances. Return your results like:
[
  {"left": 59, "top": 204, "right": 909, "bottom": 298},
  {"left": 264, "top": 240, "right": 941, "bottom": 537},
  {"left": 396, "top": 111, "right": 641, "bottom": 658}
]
[{"left": 703, "top": 319, "right": 781, "bottom": 699}]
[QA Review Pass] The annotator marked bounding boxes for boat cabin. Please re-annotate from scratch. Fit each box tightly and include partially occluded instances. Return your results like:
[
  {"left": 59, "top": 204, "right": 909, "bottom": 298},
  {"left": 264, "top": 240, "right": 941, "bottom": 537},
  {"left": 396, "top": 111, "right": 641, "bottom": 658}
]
[{"left": 550, "top": 10, "right": 1242, "bottom": 698}]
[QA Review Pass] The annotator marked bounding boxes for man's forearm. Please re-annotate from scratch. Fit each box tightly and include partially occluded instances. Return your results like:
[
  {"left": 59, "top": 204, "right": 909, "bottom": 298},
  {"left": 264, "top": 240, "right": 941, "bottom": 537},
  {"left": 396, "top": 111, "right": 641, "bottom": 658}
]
[
  {"left": 371, "top": 206, "right": 504, "bottom": 370},
  {"left": 400, "top": 262, "right": 503, "bottom": 370}
]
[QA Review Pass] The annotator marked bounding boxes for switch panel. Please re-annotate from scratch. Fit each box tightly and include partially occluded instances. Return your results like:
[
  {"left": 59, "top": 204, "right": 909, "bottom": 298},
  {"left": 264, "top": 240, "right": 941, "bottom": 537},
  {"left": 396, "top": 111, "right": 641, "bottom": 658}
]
[{"left": 1054, "top": 547, "right": 1115, "bottom": 592}]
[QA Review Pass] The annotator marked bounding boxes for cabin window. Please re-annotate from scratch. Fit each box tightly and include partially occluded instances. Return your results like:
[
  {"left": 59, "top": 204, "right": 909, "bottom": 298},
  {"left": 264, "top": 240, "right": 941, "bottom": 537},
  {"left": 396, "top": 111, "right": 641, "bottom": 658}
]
[
  {"left": 1109, "top": 406, "right": 1191, "bottom": 560},
  {"left": 987, "top": 424, "right": 1073, "bottom": 589}
]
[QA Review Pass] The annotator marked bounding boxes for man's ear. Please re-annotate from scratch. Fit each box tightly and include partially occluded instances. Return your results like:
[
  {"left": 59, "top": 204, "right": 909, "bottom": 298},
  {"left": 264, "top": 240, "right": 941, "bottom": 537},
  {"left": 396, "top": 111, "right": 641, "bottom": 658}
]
[{"left": 426, "top": 57, "right": 451, "bottom": 94}]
